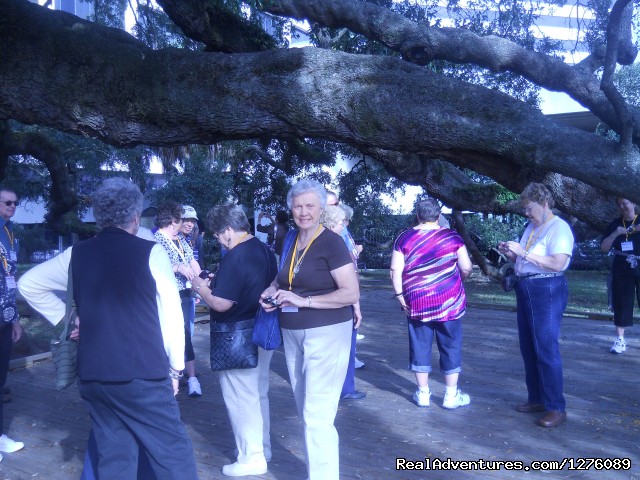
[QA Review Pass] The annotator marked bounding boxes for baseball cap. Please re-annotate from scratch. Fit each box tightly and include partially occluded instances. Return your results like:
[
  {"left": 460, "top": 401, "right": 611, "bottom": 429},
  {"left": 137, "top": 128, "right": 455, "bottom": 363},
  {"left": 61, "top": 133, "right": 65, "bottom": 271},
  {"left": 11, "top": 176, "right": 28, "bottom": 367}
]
[{"left": 182, "top": 205, "right": 198, "bottom": 220}]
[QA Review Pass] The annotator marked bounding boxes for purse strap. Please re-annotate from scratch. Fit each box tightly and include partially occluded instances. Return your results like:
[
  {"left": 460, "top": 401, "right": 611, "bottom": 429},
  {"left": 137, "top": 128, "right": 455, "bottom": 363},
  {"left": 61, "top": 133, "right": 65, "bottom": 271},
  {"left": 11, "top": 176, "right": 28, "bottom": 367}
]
[
  {"left": 61, "top": 260, "right": 74, "bottom": 340},
  {"left": 279, "top": 230, "right": 297, "bottom": 271}
]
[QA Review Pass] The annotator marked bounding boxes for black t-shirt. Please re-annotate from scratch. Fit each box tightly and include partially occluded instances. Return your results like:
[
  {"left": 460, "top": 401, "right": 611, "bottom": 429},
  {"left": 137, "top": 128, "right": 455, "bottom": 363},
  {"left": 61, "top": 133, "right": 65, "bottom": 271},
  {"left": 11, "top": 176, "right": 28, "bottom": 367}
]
[
  {"left": 210, "top": 237, "right": 277, "bottom": 323},
  {"left": 276, "top": 229, "right": 353, "bottom": 330},
  {"left": 602, "top": 217, "right": 640, "bottom": 277}
]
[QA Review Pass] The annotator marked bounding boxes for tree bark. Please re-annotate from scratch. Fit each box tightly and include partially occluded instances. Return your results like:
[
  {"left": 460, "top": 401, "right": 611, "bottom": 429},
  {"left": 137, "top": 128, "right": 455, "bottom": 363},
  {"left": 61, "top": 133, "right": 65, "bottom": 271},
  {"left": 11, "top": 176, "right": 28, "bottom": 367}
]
[{"left": 0, "top": 0, "right": 633, "bottom": 229}]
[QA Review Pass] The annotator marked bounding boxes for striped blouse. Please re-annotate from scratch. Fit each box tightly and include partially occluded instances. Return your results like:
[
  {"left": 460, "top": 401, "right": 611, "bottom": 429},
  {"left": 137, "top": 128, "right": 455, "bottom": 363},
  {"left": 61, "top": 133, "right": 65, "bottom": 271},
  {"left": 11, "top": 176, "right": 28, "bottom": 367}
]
[{"left": 393, "top": 227, "right": 466, "bottom": 322}]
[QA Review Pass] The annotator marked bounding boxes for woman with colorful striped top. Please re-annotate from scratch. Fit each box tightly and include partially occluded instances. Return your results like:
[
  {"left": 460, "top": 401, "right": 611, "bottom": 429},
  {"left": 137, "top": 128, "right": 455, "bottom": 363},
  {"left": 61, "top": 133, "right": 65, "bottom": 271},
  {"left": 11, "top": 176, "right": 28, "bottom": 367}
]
[{"left": 390, "top": 198, "right": 472, "bottom": 410}]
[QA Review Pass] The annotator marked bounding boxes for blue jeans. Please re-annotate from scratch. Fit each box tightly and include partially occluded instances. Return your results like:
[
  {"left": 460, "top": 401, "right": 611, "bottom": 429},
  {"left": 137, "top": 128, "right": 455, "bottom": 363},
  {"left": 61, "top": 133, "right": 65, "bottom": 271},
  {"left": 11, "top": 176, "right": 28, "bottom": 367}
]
[
  {"left": 515, "top": 275, "right": 568, "bottom": 412},
  {"left": 181, "top": 297, "right": 195, "bottom": 362},
  {"left": 407, "top": 319, "right": 462, "bottom": 374},
  {"left": 340, "top": 327, "right": 357, "bottom": 396}
]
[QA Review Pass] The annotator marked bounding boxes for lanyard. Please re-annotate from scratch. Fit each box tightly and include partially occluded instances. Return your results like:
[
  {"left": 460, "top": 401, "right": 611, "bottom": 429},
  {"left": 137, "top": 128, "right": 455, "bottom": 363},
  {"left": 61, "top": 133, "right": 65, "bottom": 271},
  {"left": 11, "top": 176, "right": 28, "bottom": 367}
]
[
  {"left": 3, "top": 226, "right": 13, "bottom": 249},
  {"left": 159, "top": 231, "right": 186, "bottom": 263},
  {"left": 623, "top": 214, "right": 638, "bottom": 241},
  {"left": 288, "top": 225, "right": 322, "bottom": 290},
  {"left": 525, "top": 214, "right": 554, "bottom": 253},
  {"left": 0, "top": 243, "right": 10, "bottom": 275}
]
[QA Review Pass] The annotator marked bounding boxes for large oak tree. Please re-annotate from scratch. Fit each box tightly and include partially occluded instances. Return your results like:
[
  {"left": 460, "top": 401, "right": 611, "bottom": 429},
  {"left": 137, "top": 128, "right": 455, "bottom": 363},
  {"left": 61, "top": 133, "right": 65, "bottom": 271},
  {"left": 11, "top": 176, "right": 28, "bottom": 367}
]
[{"left": 1, "top": 0, "right": 639, "bottom": 237}]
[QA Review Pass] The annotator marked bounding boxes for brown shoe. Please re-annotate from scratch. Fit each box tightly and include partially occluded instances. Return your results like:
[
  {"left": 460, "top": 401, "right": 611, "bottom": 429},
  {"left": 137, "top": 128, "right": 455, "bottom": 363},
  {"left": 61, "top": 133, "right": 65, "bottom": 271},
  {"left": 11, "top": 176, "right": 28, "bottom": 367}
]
[
  {"left": 515, "top": 402, "right": 544, "bottom": 413},
  {"left": 538, "top": 411, "right": 567, "bottom": 428}
]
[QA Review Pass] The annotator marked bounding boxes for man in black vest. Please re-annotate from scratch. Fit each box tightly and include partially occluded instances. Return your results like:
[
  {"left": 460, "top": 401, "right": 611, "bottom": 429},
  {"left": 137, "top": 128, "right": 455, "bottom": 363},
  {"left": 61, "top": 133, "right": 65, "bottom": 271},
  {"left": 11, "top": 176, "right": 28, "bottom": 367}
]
[{"left": 20, "top": 178, "right": 198, "bottom": 478}]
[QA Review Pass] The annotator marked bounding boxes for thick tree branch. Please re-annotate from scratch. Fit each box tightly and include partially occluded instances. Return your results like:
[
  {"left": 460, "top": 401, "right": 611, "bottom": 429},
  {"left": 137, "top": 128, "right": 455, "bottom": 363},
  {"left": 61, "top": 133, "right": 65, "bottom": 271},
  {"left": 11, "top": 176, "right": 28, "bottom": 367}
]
[
  {"left": 369, "top": 149, "right": 616, "bottom": 235},
  {"left": 156, "top": 0, "right": 276, "bottom": 53},
  {"left": 263, "top": 0, "right": 640, "bottom": 141},
  {"left": 1, "top": 1, "right": 637, "bottom": 205},
  {"left": 0, "top": 124, "right": 79, "bottom": 231},
  {"left": 601, "top": 0, "right": 636, "bottom": 147}
]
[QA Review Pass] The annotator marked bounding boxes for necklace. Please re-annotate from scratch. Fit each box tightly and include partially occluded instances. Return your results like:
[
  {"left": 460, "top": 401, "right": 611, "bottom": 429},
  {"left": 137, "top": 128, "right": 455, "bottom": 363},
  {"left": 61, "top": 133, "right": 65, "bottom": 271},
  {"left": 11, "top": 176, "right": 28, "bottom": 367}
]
[
  {"left": 288, "top": 225, "right": 322, "bottom": 290},
  {"left": 525, "top": 213, "right": 554, "bottom": 253},
  {"left": 232, "top": 232, "right": 250, "bottom": 249}
]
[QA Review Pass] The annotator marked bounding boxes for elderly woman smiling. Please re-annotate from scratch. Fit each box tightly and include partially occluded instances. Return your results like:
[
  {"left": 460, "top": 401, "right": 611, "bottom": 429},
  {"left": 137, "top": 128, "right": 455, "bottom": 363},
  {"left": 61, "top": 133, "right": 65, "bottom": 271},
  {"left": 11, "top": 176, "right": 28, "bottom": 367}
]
[
  {"left": 260, "top": 179, "right": 359, "bottom": 480},
  {"left": 498, "top": 182, "right": 574, "bottom": 428}
]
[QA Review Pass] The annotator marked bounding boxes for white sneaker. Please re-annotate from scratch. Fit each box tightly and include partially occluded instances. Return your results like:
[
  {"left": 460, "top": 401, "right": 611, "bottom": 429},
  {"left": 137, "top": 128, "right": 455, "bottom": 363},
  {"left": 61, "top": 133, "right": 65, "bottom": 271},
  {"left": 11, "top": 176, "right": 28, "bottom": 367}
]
[
  {"left": 188, "top": 377, "right": 202, "bottom": 397},
  {"left": 354, "top": 357, "right": 365, "bottom": 369},
  {"left": 413, "top": 388, "right": 431, "bottom": 407},
  {"left": 443, "top": 389, "right": 470, "bottom": 409},
  {"left": 0, "top": 434, "right": 24, "bottom": 453},
  {"left": 610, "top": 338, "right": 627, "bottom": 354},
  {"left": 222, "top": 460, "right": 268, "bottom": 477},
  {"left": 356, "top": 333, "right": 365, "bottom": 340}
]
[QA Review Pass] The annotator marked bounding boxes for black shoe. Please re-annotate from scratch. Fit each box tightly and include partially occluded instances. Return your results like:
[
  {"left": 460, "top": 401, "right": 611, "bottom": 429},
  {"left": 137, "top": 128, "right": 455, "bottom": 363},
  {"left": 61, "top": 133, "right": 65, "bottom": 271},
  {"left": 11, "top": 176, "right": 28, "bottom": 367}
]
[{"left": 341, "top": 391, "right": 366, "bottom": 400}]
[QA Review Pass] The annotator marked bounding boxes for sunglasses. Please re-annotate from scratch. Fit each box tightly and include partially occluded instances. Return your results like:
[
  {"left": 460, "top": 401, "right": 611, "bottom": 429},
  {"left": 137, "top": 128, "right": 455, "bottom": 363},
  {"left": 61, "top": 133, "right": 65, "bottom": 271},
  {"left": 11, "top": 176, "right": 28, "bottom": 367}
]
[{"left": 1, "top": 201, "right": 18, "bottom": 207}]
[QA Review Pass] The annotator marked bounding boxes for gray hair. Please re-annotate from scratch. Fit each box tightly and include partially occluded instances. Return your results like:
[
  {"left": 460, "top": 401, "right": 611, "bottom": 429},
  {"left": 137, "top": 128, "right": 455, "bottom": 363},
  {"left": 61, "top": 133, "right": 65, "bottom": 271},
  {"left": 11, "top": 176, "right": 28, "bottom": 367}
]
[
  {"left": 416, "top": 198, "right": 441, "bottom": 223},
  {"left": 92, "top": 178, "right": 143, "bottom": 229},
  {"left": 339, "top": 203, "right": 354, "bottom": 222},
  {"left": 322, "top": 205, "right": 346, "bottom": 229},
  {"left": 206, "top": 202, "right": 250, "bottom": 235},
  {"left": 287, "top": 179, "right": 327, "bottom": 209},
  {"left": 521, "top": 183, "right": 555, "bottom": 209}
]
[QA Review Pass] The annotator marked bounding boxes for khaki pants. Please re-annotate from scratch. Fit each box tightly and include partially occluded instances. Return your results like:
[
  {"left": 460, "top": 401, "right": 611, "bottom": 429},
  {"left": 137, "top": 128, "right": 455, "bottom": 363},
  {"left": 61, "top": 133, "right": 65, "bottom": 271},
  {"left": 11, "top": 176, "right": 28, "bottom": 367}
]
[
  {"left": 282, "top": 320, "right": 352, "bottom": 480},
  {"left": 219, "top": 347, "right": 274, "bottom": 464}
]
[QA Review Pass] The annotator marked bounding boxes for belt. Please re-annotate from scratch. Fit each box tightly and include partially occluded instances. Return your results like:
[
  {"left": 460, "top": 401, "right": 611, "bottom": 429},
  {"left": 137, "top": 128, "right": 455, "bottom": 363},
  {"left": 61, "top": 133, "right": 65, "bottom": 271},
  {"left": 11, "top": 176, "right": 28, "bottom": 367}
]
[
  {"left": 517, "top": 272, "right": 564, "bottom": 279},
  {"left": 179, "top": 289, "right": 191, "bottom": 298},
  {"left": 612, "top": 250, "right": 640, "bottom": 268}
]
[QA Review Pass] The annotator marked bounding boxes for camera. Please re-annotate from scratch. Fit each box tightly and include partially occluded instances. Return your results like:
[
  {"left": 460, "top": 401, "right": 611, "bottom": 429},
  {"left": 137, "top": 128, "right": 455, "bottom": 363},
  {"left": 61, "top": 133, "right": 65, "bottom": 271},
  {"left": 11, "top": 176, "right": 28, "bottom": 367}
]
[
  {"left": 264, "top": 296, "right": 280, "bottom": 306},
  {"left": 199, "top": 270, "right": 212, "bottom": 279}
]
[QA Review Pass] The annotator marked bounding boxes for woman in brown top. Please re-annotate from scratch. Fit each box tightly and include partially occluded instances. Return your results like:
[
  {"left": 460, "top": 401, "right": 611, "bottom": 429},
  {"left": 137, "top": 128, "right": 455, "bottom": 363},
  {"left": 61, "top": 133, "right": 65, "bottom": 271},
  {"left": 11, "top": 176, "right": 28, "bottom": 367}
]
[{"left": 260, "top": 179, "right": 359, "bottom": 480}]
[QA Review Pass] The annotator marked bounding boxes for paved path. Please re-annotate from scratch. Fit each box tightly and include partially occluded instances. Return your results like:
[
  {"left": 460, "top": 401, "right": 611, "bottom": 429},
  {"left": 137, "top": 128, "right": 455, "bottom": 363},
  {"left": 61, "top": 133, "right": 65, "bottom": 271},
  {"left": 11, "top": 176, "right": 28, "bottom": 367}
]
[{"left": 1, "top": 288, "right": 638, "bottom": 479}]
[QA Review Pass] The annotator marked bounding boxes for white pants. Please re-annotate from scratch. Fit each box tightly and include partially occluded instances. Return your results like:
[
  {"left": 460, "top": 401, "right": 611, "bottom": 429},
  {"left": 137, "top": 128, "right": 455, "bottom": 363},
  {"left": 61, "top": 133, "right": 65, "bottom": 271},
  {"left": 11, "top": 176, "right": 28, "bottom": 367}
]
[
  {"left": 282, "top": 320, "right": 352, "bottom": 480},
  {"left": 219, "top": 347, "right": 274, "bottom": 464}
]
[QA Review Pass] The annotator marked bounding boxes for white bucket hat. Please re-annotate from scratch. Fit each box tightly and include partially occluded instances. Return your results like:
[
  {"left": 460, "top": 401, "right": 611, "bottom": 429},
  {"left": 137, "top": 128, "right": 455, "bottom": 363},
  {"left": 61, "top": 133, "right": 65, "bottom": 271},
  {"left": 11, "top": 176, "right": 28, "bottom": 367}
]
[{"left": 182, "top": 205, "right": 198, "bottom": 220}]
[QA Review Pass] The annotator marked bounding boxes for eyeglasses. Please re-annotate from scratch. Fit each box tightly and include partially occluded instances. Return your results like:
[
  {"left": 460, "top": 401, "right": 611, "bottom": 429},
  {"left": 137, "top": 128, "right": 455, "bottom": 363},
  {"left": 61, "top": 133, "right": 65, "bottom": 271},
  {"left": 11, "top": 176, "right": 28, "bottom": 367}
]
[{"left": 1, "top": 201, "right": 18, "bottom": 207}]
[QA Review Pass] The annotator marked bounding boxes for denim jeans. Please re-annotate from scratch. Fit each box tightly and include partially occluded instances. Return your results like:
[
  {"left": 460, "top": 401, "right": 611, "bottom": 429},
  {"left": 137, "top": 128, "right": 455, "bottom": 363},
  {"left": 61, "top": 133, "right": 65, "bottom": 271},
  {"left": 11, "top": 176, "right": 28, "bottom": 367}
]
[
  {"left": 515, "top": 275, "right": 568, "bottom": 412},
  {"left": 181, "top": 296, "right": 195, "bottom": 362},
  {"left": 340, "top": 326, "right": 357, "bottom": 396},
  {"left": 408, "top": 318, "right": 463, "bottom": 374}
]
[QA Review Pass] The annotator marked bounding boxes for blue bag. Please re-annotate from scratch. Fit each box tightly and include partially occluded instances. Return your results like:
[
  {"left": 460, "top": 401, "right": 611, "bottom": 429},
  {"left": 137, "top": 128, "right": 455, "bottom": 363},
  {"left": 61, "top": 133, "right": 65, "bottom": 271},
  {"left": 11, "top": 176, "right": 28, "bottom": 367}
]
[{"left": 252, "top": 230, "right": 297, "bottom": 350}]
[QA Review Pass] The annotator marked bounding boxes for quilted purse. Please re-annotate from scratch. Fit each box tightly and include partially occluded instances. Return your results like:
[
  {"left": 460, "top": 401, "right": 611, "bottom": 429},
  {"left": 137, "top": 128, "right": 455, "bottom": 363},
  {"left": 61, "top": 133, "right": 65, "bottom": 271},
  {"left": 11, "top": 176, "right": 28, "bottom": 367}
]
[{"left": 210, "top": 318, "right": 258, "bottom": 371}]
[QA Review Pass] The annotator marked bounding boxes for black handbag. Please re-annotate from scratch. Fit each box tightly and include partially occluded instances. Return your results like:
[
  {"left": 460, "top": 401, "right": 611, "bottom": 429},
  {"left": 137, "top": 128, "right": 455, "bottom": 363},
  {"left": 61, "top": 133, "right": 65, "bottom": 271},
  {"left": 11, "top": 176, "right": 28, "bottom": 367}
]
[
  {"left": 502, "top": 272, "right": 520, "bottom": 292},
  {"left": 210, "top": 318, "right": 258, "bottom": 371},
  {"left": 50, "top": 263, "right": 78, "bottom": 390}
]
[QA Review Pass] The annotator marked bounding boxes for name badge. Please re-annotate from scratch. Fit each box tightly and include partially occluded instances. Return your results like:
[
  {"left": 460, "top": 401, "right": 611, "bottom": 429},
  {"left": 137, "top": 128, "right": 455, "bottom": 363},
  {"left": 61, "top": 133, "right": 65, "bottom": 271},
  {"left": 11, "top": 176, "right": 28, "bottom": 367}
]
[
  {"left": 621, "top": 241, "right": 633, "bottom": 252},
  {"left": 9, "top": 251, "right": 16, "bottom": 262},
  {"left": 282, "top": 306, "right": 299, "bottom": 313},
  {"left": 5, "top": 276, "right": 16, "bottom": 290}
]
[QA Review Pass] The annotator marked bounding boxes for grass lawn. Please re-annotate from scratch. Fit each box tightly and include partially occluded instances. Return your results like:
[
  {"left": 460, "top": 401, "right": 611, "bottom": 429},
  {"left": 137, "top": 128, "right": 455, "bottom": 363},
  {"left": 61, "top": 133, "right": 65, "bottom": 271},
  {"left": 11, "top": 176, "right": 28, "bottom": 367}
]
[{"left": 360, "top": 268, "right": 617, "bottom": 316}]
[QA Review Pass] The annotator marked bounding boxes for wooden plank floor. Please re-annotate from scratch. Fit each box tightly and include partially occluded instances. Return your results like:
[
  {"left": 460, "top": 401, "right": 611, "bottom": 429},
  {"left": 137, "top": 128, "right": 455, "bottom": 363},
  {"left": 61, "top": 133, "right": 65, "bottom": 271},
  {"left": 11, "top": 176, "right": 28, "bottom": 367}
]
[{"left": 1, "top": 287, "right": 638, "bottom": 479}]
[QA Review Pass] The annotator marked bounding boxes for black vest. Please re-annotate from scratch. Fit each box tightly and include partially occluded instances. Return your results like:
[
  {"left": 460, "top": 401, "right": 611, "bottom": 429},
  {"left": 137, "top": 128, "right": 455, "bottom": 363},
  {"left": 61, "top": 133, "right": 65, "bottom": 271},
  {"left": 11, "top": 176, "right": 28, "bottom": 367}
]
[{"left": 72, "top": 227, "right": 169, "bottom": 381}]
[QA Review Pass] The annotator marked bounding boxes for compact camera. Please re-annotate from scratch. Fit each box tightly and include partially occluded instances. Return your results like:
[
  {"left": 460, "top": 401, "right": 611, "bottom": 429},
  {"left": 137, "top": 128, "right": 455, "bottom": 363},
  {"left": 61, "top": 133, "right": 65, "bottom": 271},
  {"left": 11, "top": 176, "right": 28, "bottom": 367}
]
[
  {"left": 199, "top": 270, "right": 212, "bottom": 279},
  {"left": 264, "top": 296, "right": 280, "bottom": 306}
]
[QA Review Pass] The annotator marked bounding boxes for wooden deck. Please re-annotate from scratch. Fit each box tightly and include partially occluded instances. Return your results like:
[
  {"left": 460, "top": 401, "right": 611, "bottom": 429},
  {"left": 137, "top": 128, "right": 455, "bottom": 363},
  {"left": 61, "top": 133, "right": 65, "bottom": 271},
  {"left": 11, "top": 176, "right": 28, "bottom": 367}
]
[{"left": 1, "top": 287, "right": 638, "bottom": 479}]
